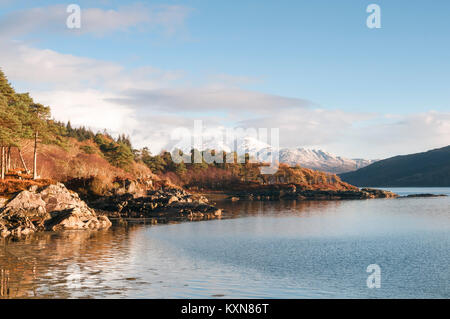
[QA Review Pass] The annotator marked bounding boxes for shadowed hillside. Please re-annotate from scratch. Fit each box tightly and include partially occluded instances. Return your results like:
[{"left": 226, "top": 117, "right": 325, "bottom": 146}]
[{"left": 339, "top": 146, "right": 450, "bottom": 187}]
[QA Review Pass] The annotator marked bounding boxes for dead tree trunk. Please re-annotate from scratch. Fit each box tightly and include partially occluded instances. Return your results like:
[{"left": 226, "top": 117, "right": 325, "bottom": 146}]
[
  {"left": 6, "top": 146, "right": 11, "bottom": 173},
  {"left": 18, "top": 148, "right": 29, "bottom": 174},
  {"left": 1, "top": 146, "right": 4, "bottom": 180},
  {"left": 33, "top": 131, "right": 38, "bottom": 180}
]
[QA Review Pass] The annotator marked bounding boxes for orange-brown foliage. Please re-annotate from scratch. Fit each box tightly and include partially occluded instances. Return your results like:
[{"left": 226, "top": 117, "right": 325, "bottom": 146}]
[
  {"left": 7, "top": 138, "right": 151, "bottom": 181},
  {"left": 0, "top": 179, "right": 54, "bottom": 195},
  {"left": 162, "top": 162, "right": 357, "bottom": 192},
  {"left": 3, "top": 138, "right": 159, "bottom": 197}
]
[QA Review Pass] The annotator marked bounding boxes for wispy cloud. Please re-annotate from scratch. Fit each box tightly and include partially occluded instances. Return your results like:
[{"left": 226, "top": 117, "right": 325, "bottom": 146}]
[
  {"left": 108, "top": 86, "right": 314, "bottom": 113},
  {"left": 0, "top": 40, "right": 181, "bottom": 91},
  {"left": 238, "top": 110, "right": 450, "bottom": 159},
  {"left": 0, "top": 3, "right": 192, "bottom": 37}
]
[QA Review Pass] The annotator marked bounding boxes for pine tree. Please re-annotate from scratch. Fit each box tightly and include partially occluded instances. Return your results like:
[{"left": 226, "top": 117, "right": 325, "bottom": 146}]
[
  {"left": 175, "top": 162, "right": 187, "bottom": 176},
  {"left": 66, "top": 121, "right": 73, "bottom": 137},
  {"left": 0, "top": 68, "right": 16, "bottom": 105},
  {"left": 0, "top": 95, "right": 21, "bottom": 179}
]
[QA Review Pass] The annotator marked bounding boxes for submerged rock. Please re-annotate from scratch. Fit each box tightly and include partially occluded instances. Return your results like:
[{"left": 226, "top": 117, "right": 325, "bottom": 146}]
[{"left": 0, "top": 183, "right": 111, "bottom": 238}]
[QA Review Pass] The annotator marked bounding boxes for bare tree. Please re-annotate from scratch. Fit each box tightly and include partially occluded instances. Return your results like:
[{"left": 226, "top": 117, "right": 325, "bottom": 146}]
[{"left": 28, "top": 103, "right": 50, "bottom": 180}]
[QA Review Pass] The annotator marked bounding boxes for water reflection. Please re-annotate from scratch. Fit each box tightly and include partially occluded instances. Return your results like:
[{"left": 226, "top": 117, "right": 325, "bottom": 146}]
[
  {"left": 0, "top": 228, "right": 135, "bottom": 298},
  {"left": 220, "top": 199, "right": 346, "bottom": 218},
  {"left": 0, "top": 194, "right": 449, "bottom": 299},
  {"left": 0, "top": 200, "right": 346, "bottom": 299}
]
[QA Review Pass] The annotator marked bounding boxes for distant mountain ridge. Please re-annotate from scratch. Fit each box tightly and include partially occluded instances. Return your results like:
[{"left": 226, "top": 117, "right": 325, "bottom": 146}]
[
  {"left": 179, "top": 136, "right": 376, "bottom": 174},
  {"left": 279, "top": 148, "right": 377, "bottom": 174},
  {"left": 339, "top": 145, "right": 450, "bottom": 187}
]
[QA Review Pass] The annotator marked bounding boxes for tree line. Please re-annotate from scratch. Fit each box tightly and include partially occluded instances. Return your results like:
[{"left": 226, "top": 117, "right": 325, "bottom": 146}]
[
  {"left": 0, "top": 69, "right": 51, "bottom": 179},
  {"left": 0, "top": 67, "right": 340, "bottom": 189}
]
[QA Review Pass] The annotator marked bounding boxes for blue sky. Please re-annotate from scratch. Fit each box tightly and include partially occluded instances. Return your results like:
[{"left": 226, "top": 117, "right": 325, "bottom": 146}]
[{"left": 0, "top": 0, "right": 449, "bottom": 158}]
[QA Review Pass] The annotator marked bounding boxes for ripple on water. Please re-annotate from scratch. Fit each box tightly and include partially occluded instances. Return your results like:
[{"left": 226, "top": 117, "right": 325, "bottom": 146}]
[{"left": 1, "top": 190, "right": 449, "bottom": 298}]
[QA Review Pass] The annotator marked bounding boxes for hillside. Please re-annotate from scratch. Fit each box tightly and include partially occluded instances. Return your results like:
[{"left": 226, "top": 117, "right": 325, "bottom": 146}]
[
  {"left": 0, "top": 68, "right": 160, "bottom": 195},
  {"left": 339, "top": 145, "right": 450, "bottom": 187},
  {"left": 0, "top": 68, "right": 358, "bottom": 194}
]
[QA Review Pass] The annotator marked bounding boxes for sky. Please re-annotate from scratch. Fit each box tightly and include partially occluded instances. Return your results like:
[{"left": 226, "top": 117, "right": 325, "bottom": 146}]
[{"left": 0, "top": 0, "right": 449, "bottom": 159}]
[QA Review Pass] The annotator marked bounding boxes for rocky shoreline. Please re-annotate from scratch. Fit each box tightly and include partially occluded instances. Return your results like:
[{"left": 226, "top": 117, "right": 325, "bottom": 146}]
[
  {"left": 0, "top": 181, "right": 407, "bottom": 239},
  {"left": 0, "top": 182, "right": 223, "bottom": 238},
  {"left": 89, "top": 186, "right": 222, "bottom": 223},
  {"left": 222, "top": 184, "right": 398, "bottom": 201},
  {"left": 401, "top": 193, "right": 448, "bottom": 198},
  {"left": 0, "top": 183, "right": 111, "bottom": 238}
]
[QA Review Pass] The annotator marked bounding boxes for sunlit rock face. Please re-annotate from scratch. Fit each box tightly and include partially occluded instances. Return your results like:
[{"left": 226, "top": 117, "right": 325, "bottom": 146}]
[{"left": 0, "top": 183, "right": 111, "bottom": 238}]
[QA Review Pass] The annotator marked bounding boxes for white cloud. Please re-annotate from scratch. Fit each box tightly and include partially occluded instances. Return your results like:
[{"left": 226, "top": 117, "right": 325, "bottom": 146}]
[
  {"left": 237, "top": 110, "right": 450, "bottom": 159},
  {"left": 0, "top": 40, "right": 448, "bottom": 159},
  {"left": 0, "top": 3, "right": 192, "bottom": 37},
  {"left": 1, "top": 41, "right": 121, "bottom": 89},
  {"left": 337, "top": 111, "right": 450, "bottom": 158},
  {"left": 33, "top": 89, "right": 137, "bottom": 133},
  {"left": 108, "top": 86, "right": 313, "bottom": 114},
  {"left": 238, "top": 108, "right": 373, "bottom": 148},
  {"left": 0, "top": 40, "right": 179, "bottom": 91}
]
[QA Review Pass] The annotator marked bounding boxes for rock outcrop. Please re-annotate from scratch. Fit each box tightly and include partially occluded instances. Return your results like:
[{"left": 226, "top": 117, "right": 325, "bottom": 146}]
[
  {"left": 0, "top": 183, "right": 111, "bottom": 238},
  {"left": 89, "top": 186, "right": 222, "bottom": 221},
  {"left": 226, "top": 184, "right": 398, "bottom": 201},
  {"left": 402, "top": 193, "right": 447, "bottom": 198}
]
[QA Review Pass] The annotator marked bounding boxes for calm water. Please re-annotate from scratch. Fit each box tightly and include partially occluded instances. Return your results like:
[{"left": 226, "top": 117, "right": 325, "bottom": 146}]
[{"left": 0, "top": 188, "right": 449, "bottom": 299}]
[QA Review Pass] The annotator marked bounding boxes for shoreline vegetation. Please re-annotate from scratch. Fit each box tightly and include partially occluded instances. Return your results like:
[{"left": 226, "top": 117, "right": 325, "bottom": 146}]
[{"left": 0, "top": 68, "right": 446, "bottom": 239}]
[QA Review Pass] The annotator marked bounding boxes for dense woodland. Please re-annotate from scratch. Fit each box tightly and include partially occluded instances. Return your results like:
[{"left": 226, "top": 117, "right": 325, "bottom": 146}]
[{"left": 0, "top": 69, "right": 351, "bottom": 193}]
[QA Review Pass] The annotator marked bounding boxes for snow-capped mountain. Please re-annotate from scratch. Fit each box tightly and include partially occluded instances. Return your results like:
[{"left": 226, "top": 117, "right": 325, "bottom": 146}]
[
  {"left": 171, "top": 135, "right": 376, "bottom": 173},
  {"left": 279, "top": 148, "right": 377, "bottom": 174},
  {"left": 201, "top": 136, "right": 272, "bottom": 155}
]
